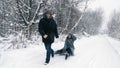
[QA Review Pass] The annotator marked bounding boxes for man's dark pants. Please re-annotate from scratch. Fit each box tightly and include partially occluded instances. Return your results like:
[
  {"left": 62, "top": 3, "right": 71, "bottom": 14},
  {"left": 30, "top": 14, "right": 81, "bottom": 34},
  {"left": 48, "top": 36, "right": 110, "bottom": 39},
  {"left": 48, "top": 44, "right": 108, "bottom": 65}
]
[{"left": 44, "top": 43, "right": 54, "bottom": 63}]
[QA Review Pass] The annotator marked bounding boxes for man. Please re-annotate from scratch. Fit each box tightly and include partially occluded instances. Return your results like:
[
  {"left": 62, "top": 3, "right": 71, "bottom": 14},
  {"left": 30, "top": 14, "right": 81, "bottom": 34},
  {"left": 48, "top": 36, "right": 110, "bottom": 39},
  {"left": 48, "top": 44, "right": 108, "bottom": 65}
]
[{"left": 38, "top": 11, "right": 59, "bottom": 65}]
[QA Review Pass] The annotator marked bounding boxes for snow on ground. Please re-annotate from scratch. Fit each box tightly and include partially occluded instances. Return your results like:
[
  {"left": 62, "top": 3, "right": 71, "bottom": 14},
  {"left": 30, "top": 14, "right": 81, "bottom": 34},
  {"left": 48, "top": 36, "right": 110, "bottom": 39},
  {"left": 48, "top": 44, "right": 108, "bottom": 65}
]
[{"left": 0, "top": 35, "right": 120, "bottom": 68}]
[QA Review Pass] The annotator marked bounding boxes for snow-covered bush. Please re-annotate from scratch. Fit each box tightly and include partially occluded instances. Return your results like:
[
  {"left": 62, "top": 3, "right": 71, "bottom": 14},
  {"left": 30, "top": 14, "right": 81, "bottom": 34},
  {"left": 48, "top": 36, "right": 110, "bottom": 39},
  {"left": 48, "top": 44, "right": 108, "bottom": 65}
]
[{"left": 0, "top": 31, "right": 42, "bottom": 51}]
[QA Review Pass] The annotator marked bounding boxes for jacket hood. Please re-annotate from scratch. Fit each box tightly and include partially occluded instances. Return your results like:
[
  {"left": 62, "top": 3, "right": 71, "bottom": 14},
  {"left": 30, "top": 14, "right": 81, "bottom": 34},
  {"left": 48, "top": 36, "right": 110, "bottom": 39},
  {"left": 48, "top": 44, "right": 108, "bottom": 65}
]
[
  {"left": 68, "top": 32, "right": 73, "bottom": 36},
  {"left": 43, "top": 11, "right": 53, "bottom": 19},
  {"left": 67, "top": 32, "right": 77, "bottom": 41}
]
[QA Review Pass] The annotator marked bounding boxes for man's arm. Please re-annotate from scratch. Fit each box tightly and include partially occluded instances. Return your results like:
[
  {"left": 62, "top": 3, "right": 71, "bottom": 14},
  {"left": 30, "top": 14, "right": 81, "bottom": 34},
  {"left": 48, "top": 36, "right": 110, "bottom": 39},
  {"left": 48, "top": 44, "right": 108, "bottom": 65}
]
[
  {"left": 54, "top": 21, "right": 59, "bottom": 38},
  {"left": 38, "top": 19, "right": 45, "bottom": 36}
]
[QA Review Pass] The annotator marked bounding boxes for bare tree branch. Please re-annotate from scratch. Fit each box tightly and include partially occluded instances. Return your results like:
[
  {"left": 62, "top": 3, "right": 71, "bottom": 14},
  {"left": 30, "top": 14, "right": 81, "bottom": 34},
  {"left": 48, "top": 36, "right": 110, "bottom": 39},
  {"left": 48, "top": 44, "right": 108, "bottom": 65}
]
[
  {"left": 19, "top": 0, "right": 31, "bottom": 10},
  {"left": 70, "top": 0, "right": 89, "bottom": 32},
  {"left": 28, "top": 0, "right": 48, "bottom": 27},
  {"left": 16, "top": 0, "right": 29, "bottom": 26}
]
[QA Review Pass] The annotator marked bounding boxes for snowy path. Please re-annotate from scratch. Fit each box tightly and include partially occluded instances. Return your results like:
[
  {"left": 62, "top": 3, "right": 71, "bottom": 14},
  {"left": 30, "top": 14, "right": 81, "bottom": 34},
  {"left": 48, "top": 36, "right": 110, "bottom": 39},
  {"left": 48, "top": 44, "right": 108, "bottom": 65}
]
[{"left": 0, "top": 35, "right": 120, "bottom": 68}]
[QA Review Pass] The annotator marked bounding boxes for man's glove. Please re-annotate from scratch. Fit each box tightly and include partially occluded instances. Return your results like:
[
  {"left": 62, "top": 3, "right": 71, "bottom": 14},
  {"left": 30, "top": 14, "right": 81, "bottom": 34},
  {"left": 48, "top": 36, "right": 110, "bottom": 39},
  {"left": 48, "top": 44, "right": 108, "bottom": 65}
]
[{"left": 56, "top": 35, "right": 59, "bottom": 38}]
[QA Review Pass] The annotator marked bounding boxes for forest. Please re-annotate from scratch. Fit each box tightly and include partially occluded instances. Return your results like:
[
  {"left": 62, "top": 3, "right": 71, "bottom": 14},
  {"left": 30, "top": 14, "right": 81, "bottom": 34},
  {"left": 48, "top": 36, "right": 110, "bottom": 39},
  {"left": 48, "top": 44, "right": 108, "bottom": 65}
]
[{"left": 0, "top": 0, "right": 120, "bottom": 50}]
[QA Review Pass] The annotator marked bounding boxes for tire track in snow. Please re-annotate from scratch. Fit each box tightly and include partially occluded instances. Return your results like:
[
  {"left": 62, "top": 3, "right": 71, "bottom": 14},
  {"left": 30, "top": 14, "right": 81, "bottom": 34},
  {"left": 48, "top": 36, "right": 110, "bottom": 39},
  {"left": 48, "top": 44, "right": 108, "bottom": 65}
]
[{"left": 102, "top": 36, "right": 120, "bottom": 57}]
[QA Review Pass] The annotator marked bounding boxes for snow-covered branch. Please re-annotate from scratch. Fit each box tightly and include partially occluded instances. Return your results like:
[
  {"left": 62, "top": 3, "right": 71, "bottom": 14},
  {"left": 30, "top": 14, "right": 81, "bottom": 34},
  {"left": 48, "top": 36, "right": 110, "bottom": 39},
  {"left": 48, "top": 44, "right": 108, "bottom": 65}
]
[
  {"left": 19, "top": 0, "right": 31, "bottom": 10},
  {"left": 70, "top": 0, "right": 89, "bottom": 32},
  {"left": 16, "top": 0, "right": 29, "bottom": 26}
]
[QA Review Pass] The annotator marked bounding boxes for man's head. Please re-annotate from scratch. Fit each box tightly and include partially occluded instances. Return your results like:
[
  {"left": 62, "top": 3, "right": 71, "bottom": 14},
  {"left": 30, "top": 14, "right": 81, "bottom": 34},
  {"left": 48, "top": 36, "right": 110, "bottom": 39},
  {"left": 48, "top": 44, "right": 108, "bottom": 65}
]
[{"left": 45, "top": 11, "right": 52, "bottom": 19}]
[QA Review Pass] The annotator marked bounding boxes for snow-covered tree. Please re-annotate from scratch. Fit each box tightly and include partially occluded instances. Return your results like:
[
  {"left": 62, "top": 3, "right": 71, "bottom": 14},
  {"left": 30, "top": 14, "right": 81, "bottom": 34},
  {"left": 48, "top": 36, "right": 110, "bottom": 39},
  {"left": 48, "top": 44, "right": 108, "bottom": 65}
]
[
  {"left": 108, "top": 11, "right": 120, "bottom": 40},
  {"left": 16, "top": 0, "right": 49, "bottom": 39},
  {"left": 0, "top": 0, "right": 18, "bottom": 37},
  {"left": 79, "top": 9, "right": 103, "bottom": 35}
]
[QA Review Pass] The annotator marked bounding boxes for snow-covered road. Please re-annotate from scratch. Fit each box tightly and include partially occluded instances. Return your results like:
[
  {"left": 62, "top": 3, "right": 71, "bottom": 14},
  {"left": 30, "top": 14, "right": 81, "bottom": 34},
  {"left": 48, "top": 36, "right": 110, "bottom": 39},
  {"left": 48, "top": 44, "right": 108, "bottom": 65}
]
[{"left": 0, "top": 35, "right": 120, "bottom": 68}]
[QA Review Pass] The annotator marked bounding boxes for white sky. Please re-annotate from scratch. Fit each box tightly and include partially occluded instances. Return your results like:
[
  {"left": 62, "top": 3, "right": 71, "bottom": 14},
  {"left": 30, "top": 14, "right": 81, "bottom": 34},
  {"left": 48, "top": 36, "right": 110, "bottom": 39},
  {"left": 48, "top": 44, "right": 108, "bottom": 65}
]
[{"left": 87, "top": 0, "right": 120, "bottom": 30}]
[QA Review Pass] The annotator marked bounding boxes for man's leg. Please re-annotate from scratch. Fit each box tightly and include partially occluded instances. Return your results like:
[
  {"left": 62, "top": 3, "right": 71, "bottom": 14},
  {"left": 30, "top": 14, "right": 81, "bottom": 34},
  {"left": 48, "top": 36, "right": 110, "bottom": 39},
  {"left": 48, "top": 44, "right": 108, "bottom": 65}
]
[
  {"left": 44, "top": 43, "right": 51, "bottom": 64},
  {"left": 44, "top": 43, "right": 54, "bottom": 64},
  {"left": 50, "top": 46, "right": 54, "bottom": 57}
]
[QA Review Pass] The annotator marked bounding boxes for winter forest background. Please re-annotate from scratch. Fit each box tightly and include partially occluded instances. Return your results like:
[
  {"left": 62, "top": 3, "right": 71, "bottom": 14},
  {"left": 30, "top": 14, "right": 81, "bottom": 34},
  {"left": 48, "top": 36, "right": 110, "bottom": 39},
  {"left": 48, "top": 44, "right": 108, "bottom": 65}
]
[{"left": 0, "top": 0, "right": 120, "bottom": 50}]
